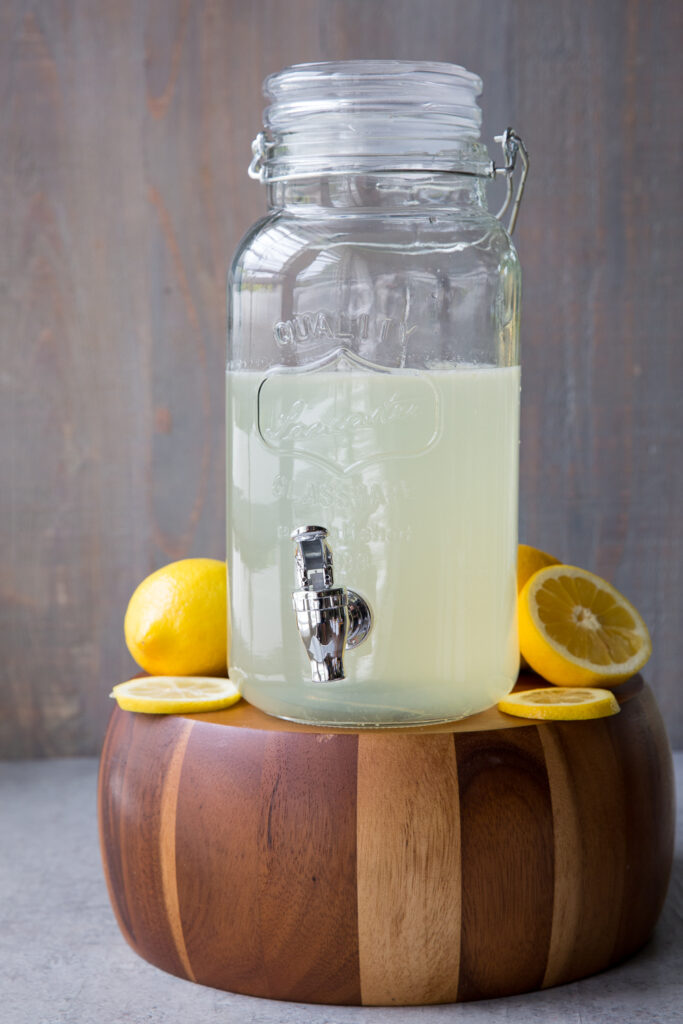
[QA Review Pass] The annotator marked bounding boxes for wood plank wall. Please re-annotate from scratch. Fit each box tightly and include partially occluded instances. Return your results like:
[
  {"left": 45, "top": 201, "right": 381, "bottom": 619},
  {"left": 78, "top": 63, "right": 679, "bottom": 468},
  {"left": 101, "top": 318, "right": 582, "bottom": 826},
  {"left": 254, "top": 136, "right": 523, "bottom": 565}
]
[{"left": 2, "top": 0, "right": 681, "bottom": 756}]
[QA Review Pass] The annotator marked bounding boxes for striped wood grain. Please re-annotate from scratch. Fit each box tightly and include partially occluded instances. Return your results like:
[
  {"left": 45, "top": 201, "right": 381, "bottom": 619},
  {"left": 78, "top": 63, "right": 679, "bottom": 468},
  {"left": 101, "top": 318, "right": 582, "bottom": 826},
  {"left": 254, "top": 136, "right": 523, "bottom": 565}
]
[
  {"left": 455, "top": 726, "right": 554, "bottom": 1000},
  {"left": 357, "top": 734, "right": 461, "bottom": 1005},
  {"left": 539, "top": 717, "right": 627, "bottom": 987},
  {"left": 98, "top": 677, "right": 674, "bottom": 1006},
  {"left": 98, "top": 712, "right": 193, "bottom": 978}
]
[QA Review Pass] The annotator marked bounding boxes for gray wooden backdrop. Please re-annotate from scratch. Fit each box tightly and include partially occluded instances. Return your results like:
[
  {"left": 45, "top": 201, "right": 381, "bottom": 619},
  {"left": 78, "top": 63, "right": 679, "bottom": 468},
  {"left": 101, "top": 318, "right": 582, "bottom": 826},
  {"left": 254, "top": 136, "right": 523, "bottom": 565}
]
[{"left": 2, "top": 0, "right": 681, "bottom": 757}]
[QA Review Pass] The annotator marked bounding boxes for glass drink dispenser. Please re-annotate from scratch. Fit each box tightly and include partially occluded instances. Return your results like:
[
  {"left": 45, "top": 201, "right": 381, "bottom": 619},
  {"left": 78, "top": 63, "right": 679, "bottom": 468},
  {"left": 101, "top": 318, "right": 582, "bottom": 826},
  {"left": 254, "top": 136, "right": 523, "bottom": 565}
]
[{"left": 226, "top": 60, "right": 528, "bottom": 726}]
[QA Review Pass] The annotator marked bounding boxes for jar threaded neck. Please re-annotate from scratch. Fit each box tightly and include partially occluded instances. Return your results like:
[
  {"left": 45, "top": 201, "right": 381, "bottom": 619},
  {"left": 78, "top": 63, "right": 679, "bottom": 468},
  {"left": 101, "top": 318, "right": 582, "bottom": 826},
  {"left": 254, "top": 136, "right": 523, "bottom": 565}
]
[{"left": 252, "top": 60, "right": 492, "bottom": 183}]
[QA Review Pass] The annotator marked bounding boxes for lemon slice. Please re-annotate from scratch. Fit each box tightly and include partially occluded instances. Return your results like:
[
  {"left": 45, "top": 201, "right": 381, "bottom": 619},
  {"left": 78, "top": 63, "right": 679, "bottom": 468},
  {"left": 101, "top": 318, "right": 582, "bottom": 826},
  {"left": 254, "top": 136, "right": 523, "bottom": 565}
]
[
  {"left": 498, "top": 687, "right": 620, "bottom": 720},
  {"left": 110, "top": 676, "right": 241, "bottom": 714},
  {"left": 519, "top": 565, "right": 651, "bottom": 686}
]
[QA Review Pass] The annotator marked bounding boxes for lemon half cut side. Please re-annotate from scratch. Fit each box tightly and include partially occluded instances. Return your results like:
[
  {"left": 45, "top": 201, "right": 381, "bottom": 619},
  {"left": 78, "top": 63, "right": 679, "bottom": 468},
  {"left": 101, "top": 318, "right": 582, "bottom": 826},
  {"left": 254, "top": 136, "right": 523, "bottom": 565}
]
[
  {"left": 519, "top": 565, "right": 651, "bottom": 687},
  {"left": 110, "top": 676, "right": 241, "bottom": 714}
]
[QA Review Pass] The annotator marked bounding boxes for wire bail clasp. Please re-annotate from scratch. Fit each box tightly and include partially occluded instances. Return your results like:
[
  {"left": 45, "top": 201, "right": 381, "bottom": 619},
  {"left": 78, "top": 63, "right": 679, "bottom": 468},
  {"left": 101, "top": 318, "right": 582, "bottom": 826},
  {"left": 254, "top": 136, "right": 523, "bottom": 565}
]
[
  {"left": 493, "top": 128, "right": 529, "bottom": 235},
  {"left": 248, "top": 132, "right": 271, "bottom": 181}
]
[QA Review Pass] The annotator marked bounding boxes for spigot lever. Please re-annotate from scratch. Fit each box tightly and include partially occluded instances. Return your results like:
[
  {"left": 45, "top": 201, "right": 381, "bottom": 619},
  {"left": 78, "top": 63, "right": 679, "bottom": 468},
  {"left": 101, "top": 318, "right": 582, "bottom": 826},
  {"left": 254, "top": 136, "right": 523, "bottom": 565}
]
[
  {"left": 291, "top": 526, "right": 334, "bottom": 591},
  {"left": 290, "top": 525, "right": 372, "bottom": 683}
]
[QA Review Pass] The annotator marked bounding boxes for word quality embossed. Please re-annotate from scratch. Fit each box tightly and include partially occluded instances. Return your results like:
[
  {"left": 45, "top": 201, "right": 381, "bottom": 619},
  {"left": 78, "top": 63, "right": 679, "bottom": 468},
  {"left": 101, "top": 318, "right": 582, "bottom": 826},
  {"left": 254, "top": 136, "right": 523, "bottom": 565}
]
[{"left": 273, "top": 311, "right": 413, "bottom": 348}]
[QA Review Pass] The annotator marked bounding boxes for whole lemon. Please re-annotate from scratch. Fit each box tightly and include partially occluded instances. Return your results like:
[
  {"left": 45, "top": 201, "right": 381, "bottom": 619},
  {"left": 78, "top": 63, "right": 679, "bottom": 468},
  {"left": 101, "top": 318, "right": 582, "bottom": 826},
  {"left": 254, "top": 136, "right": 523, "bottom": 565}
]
[{"left": 124, "top": 558, "right": 228, "bottom": 676}]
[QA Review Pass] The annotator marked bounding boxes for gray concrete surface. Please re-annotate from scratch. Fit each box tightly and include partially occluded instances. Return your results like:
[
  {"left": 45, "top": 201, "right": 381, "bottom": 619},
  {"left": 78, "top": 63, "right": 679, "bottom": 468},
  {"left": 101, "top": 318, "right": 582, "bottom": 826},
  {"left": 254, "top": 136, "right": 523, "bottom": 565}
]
[{"left": 0, "top": 755, "right": 680, "bottom": 1024}]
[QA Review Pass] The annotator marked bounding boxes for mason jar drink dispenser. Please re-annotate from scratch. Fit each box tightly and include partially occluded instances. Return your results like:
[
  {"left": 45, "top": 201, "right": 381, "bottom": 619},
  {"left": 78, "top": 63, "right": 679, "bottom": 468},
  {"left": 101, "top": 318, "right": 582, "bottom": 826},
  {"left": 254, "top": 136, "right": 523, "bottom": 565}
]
[{"left": 227, "top": 60, "right": 528, "bottom": 726}]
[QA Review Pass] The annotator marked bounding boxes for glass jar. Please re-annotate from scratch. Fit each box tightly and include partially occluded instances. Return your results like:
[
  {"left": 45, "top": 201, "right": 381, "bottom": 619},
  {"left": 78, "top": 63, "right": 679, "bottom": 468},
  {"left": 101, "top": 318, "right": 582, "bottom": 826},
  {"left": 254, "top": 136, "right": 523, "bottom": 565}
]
[{"left": 227, "top": 60, "right": 527, "bottom": 726}]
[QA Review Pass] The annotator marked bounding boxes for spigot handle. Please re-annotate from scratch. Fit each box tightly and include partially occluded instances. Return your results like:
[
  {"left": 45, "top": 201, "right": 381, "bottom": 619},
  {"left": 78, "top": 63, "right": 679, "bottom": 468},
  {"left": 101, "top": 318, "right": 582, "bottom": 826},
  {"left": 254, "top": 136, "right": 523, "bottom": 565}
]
[
  {"left": 290, "top": 524, "right": 373, "bottom": 682},
  {"left": 291, "top": 525, "right": 334, "bottom": 591}
]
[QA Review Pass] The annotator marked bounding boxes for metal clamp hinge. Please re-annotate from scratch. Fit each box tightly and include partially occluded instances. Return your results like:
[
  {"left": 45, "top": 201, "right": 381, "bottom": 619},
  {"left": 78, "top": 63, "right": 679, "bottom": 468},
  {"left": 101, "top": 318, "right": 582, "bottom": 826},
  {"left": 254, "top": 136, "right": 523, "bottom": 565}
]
[
  {"left": 248, "top": 132, "right": 271, "bottom": 181},
  {"left": 492, "top": 128, "right": 529, "bottom": 235},
  {"left": 248, "top": 126, "right": 529, "bottom": 233}
]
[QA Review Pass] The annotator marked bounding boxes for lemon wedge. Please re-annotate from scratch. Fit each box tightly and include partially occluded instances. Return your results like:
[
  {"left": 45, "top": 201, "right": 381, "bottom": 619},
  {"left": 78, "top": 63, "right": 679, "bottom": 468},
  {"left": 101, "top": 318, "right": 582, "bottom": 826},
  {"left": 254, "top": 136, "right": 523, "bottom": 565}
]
[
  {"left": 519, "top": 565, "right": 651, "bottom": 686},
  {"left": 498, "top": 686, "right": 620, "bottom": 720},
  {"left": 110, "top": 676, "right": 241, "bottom": 714}
]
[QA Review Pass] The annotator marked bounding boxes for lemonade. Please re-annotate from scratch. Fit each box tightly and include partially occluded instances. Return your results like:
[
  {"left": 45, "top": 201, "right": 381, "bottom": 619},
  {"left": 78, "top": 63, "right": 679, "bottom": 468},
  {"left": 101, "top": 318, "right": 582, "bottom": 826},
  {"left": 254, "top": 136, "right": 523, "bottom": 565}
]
[{"left": 226, "top": 362, "right": 520, "bottom": 725}]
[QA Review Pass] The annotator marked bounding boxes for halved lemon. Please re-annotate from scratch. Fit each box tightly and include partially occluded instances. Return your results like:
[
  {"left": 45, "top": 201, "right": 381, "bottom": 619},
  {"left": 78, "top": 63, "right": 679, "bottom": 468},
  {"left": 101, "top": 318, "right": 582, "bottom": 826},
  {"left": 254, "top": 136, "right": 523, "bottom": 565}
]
[
  {"left": 498, "top": 686, "right": 620, "bottom": 720},
  {"left": 519, "top": 565, "right": 651, "bottom": 686},
  {"left": 517, "top": 543, "right": 561, "bottom": 593},
  {"left": 110, "top": 676, "right": 241, "bottom": 714},
  {"left": 517, "top": 544, "right": 562, "bottom": 670}
]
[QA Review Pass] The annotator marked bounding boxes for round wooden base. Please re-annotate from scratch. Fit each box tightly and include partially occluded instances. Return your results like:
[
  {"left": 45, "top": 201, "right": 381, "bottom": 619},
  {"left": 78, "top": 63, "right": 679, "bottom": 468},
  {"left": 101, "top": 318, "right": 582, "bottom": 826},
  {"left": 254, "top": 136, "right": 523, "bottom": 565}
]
[{"left": 98, "top": 675, "right": 674, "bottom": 1006}]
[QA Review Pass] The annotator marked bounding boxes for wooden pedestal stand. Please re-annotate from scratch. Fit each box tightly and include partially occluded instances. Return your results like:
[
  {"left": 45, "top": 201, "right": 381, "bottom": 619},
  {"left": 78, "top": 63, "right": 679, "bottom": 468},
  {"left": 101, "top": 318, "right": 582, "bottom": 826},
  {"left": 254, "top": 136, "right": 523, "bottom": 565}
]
[{"left": 98, "top": 675, "right": 674, "bottom": 1006}]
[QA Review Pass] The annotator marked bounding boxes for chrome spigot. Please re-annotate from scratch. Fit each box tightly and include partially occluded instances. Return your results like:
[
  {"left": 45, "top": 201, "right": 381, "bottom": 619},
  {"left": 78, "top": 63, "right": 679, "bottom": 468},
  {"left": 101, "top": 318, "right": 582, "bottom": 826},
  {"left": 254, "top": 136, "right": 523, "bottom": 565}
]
[{"left": 291, "top": 526, "right": 372, "bottom": 683}]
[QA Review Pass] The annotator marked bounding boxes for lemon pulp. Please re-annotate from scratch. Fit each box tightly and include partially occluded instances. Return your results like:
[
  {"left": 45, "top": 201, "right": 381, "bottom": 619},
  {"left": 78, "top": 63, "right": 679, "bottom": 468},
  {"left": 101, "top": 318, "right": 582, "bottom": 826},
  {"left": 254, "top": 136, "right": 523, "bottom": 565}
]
[
  {"left": 111, "top": 676, "right": 240, "bottom": 714},
  {"left": 519, "top": 565, "right": 651, "bottom": 686},
  {"left": 498, "top": 686, "right": 620, "bottom": 720}
]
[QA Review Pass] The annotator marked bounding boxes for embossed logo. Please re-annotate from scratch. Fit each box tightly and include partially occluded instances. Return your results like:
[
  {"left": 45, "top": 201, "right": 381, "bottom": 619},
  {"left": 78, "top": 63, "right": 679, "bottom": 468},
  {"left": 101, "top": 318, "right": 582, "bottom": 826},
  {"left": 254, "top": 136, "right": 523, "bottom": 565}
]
[{"left": 257, "top": 350, "right": 440, "bottom": 475}]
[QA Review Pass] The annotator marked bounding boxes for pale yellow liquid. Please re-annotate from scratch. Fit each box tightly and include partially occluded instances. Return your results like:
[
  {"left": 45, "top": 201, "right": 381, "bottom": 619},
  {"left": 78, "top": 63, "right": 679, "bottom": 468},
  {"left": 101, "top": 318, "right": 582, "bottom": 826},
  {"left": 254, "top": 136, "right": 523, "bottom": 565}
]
[{"left": 226, "top": 364, "right": 520, "bottom": 726}]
